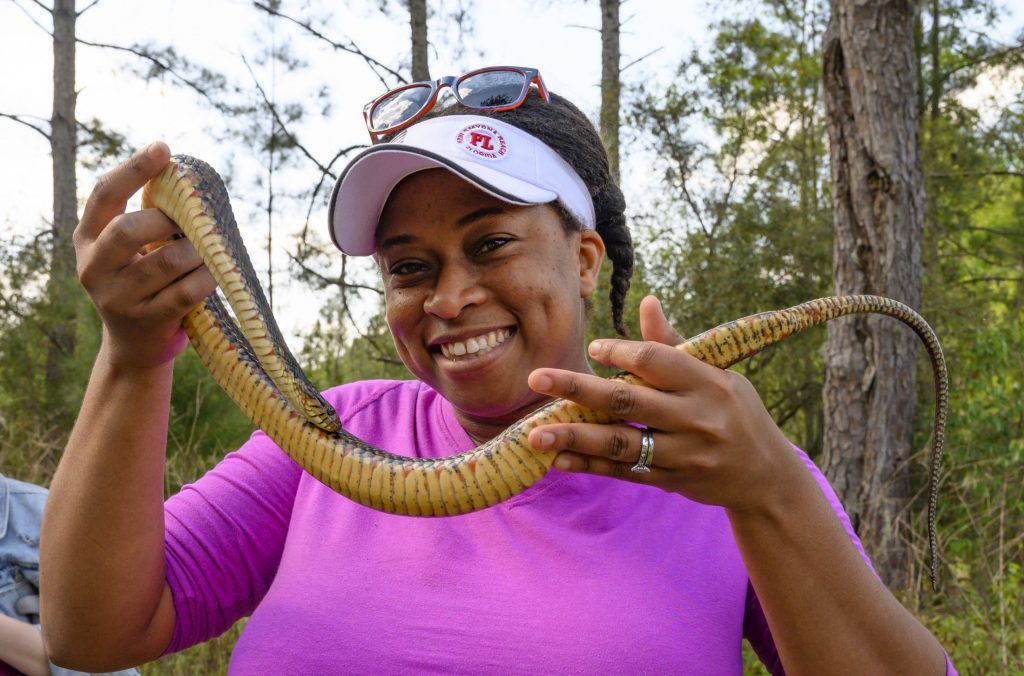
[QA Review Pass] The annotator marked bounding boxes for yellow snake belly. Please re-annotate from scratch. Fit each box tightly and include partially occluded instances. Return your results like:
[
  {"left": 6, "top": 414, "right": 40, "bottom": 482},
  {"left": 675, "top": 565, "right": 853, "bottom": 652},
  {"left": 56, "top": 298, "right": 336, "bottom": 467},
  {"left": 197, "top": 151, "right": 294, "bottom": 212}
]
[{"left": 143, "top": 155, "right": 948, "bottom": 590}]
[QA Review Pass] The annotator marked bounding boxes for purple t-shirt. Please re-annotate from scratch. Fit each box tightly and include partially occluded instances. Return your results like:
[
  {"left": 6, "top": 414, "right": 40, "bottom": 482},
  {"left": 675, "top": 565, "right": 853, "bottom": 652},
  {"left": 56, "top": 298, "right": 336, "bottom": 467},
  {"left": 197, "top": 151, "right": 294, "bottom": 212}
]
[{"left": 162, "top": 379, "right": 948, "bottom": 674}]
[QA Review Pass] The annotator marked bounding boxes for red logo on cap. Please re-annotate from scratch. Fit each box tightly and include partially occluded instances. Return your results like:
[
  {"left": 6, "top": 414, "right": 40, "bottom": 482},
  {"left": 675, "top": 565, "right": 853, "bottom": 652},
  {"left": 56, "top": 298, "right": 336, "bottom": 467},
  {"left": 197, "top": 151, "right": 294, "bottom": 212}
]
[{"left": 455, "top": 123, "right": 507, "bottom": 160}]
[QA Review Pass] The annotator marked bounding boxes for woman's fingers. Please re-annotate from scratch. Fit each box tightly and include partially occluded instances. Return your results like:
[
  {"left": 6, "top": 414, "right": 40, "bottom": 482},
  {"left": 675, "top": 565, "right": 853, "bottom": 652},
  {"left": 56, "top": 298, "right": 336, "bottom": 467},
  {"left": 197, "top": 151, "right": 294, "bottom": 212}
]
[
  {"left": 530, "top": 421, "right": 665, "bottom": 466},
  {"left": 587, "top": 332, "right": 727, "bottom": 394},
  {"left": 122, "top": 236, "right": 209, "bottom": 302},
  {"left": 551, "top": 450, "right": 675, "bottom": 484},
  {"left": 530, "top": 422, "right": 677, "bottom": 484},
  {"left": 79, "top": 209, "right": 183, "bottom": 288},
  {"left": 529, "top": 368, "right": 680, "bottom": 424},
  {"left": 144, "top": 263, "right": 217, "bottom": 321},
  {"left": 76, "top": 142, "right": 170, "bottom": 246},
  {"left": 638, "top": 295, "right": 685, "bottom": 346},
  {"left": 73, "top": 142, "right": 219, "bottom": 369}
]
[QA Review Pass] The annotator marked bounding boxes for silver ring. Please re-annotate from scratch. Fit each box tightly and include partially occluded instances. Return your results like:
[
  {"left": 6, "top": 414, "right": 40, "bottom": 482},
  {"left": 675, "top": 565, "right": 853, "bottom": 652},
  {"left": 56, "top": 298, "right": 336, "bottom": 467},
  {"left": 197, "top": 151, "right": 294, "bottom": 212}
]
[{"left": 631, "top": 428, "right": 655, "bottom": 473}]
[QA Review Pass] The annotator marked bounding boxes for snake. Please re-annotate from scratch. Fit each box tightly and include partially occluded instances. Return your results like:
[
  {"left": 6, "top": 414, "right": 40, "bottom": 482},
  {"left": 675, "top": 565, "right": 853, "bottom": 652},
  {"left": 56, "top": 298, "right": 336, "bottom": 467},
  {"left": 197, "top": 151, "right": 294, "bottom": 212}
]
[{"left": 142, "top": 155, "right": 948, "bottom": 591}]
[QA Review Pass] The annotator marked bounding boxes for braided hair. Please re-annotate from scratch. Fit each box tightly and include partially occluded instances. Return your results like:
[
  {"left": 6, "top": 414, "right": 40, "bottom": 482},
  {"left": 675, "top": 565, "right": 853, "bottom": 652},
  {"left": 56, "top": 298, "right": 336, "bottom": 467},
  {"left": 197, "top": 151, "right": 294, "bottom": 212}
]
[{"left": 424, "top": 93, "right": 634, "bottom": 336}]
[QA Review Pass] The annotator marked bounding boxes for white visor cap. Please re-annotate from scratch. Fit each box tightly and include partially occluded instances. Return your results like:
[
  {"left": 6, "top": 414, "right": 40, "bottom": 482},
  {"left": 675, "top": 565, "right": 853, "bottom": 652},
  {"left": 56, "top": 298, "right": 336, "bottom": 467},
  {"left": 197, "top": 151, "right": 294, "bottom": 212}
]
[{"left": 329, "top": 115, "right": 597, "bottom": 256}]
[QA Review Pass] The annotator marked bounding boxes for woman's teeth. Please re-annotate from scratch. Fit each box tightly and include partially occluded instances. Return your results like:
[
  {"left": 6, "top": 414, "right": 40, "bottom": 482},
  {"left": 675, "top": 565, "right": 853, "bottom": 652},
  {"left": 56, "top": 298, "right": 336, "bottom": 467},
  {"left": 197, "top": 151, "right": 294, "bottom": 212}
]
[{"left": 439, "top": 328, "right": 512, "bottom": 359}]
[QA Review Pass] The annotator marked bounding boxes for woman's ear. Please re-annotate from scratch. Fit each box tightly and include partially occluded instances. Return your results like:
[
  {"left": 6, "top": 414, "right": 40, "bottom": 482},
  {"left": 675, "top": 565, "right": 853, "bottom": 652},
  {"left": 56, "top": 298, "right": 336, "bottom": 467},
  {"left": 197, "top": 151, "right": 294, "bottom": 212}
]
[{"left": 577, "top": 229, "right": 606, "bottom": 299}]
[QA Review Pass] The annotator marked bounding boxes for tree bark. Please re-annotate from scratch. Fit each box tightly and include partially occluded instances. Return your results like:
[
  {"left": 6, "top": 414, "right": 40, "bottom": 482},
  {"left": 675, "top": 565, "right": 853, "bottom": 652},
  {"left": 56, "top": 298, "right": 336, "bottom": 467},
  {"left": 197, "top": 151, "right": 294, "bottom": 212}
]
[
  {"left": 45, "top": 0, "right": 79, "bottom": 425},
  {"left": 600, "top": 0, "right": 620, "bottom": 184},
  {"left": 409, "top": 0, "right": 429, "bottom": 81},
  {"left": 821, "top": 0, "right": 924, "bottom": 589}
]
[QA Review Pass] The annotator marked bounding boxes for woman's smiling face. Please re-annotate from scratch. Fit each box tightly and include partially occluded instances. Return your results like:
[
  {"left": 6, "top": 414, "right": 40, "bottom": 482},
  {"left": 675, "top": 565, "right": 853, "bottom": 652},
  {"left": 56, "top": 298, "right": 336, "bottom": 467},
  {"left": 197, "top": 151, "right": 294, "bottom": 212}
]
[{"left": 376, "top": 168, "right": 604, "bottom": 438}]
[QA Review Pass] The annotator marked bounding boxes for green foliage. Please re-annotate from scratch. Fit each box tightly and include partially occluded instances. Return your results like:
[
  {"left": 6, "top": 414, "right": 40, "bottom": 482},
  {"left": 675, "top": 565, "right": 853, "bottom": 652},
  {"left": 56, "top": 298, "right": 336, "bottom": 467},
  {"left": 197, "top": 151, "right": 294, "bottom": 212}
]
[
  {"left": 164, "top": 347, "right": 256, "bottom": 496},
  {"left": 631, "top": 0, "right": 1023, "bottom": 668},
  {"left": 910, "top": 31, "right": 1024, "bottom": 662},
  {"left": 76, "top": 117, "right": 129, "bottom": 170},
  {"left": 629, "top": 0, "right": 832, "bottom": 453},
  {"left": 140, "top": 619, "right": 248, "bottom": 674},
  {"left": 300, "top": 291, "right": 412, "bottom": 387},
  {"left": 0, "top": 227, "right": 95, "bottom": 447}
]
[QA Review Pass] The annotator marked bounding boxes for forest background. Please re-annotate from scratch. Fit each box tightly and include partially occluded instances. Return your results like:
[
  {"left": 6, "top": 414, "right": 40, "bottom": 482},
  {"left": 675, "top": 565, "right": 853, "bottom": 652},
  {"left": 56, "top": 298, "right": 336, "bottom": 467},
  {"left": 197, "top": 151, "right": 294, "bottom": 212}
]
[{"left": 0, "top": 0, "right": 1021, "bottom": 673}]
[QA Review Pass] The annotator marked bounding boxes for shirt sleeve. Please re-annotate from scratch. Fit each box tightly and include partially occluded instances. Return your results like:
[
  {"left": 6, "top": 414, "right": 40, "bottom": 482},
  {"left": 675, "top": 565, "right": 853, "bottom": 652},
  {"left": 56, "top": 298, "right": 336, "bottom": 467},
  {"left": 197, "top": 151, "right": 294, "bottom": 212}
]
[{"left": 161, "top": 429, "right": 302, "bottom": 653}]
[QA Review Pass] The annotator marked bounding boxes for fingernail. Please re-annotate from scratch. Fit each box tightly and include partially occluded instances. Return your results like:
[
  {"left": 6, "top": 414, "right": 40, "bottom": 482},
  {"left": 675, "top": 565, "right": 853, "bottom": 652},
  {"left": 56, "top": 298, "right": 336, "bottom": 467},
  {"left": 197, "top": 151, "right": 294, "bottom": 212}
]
[
  {"left": 554, "top": 456, "right": 571, "bottom": 471},
  {"left": 147, "top": 142, "right": 163, "bottom": 159},
  {"left": 533, "top": 374, "right": 553, "bottom": 391},
  {"left": 536, "top": 432, "right": 555, "bottom": 449},
  {"left": 588, "top": 340, "right": 605, "bottom": 358}
]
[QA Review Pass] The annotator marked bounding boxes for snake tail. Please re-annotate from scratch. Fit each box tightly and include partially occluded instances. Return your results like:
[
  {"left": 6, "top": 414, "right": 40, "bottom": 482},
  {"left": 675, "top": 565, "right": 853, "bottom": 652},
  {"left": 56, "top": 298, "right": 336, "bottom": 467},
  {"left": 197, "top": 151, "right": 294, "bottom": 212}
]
[{"left": 677, "top": 295, "right": 947, "bottom": 591}]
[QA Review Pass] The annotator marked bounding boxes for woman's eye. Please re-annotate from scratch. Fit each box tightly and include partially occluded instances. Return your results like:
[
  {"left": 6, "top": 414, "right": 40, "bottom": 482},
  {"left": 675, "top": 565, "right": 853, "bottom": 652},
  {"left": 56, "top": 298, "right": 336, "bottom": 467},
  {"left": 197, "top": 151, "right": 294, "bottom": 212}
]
[
  {"left": 388, "top": 260, "right": 427, "bottom": 277},
  {"left": 477, "top": 237, "right": 512, "bottom": 255}
]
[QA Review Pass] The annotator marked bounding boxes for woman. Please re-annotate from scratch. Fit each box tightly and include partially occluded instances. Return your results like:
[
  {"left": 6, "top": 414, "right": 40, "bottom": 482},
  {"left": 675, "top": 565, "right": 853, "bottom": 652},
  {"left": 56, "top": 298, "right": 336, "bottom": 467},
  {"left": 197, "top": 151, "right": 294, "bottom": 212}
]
[{"left": 41, "top": 67, "right": 951, "bottom": 674}]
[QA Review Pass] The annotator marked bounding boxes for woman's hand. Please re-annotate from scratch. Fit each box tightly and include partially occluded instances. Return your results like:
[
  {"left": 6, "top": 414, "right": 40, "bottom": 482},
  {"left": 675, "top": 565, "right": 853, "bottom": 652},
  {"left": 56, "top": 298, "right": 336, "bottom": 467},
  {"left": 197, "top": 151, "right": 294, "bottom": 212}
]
[
  {"left": 74, "top": 142, "right": 216, "bottom": 370},
  {"left": 527, "top": 295, "right": 805, "bottom": 513}
]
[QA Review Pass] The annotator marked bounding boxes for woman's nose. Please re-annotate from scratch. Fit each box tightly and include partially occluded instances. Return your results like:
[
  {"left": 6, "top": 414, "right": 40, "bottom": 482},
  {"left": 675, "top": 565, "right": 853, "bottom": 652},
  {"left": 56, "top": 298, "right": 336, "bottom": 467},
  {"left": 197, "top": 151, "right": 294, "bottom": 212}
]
[{"left": 424, "top": 264, "right": 486, "bottom": 319}]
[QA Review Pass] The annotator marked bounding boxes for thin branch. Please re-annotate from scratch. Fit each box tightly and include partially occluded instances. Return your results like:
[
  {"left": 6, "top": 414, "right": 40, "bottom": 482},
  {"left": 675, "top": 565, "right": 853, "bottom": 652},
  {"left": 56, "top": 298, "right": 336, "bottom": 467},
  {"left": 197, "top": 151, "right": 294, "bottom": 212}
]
[
  {"left": 621, "top": 46, "right": 663, "bottom": 73},
  {"left": 27, "top": 0, "right": 50, "bottom": 12},
  {"left": 0, "top": 289, "right": 72, "bottom": 354},
  {"left": 334, "top": 257, "right": 401, "bottom": 366},
  {"left": 288, "top": 253, "right": 383, "bottom": 296},
  {"left": 929, "top": 169, "right": 1024, "bottom": 180},
  {"left": 940, "top": 42, "right": 1024, "bottom": 84},
  {"left": 252, "top": 2, "right": 405, "bottom": 89},
  {"left": 565, "top": 23, "right": 600, "bottom": 33},
  {"left": 0, "top": 289, "right": 29, "bottom": 321},
  {"left": 300, "top": 144, "right": 366, "bottom": 242},
  {"left": 76, "top": 0, "right": 100, "bottom": 16},
  {"left": 75, "top": 37, "right": 230, "bottom": 112},
  {"left": 241, "top": 55, "right": 334, "bottom": 178},
  {"left": 11, "top": 0, "right": 53, "bottom": 36},
  {"left": 0, "top": 112, "right": 50, "bottom": 140},
  {"left": 953, "top": 276, "right": 1023, "bottom": 286},
  {"left": 341, "top": 299, "right": 404, "bottom": 366},
  {"left": 958, "top": 225, "right": 1024, "bottom": 238}
]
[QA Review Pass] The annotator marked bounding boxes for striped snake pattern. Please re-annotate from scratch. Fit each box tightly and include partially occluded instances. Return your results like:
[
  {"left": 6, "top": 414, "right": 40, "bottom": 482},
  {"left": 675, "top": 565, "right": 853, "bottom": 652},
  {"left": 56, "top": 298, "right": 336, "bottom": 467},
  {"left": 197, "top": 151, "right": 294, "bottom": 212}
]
[{"left": 143, "top": 155, "right": 948, "bottom": 591}]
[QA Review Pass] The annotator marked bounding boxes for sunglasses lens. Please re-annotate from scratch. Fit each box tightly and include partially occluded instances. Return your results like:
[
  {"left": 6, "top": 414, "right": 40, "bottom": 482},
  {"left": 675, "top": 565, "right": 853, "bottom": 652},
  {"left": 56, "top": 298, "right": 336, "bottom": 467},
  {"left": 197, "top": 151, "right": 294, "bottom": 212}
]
[
  {"left": 370, "top": 84, "right": 433, "bottom": 132},
  {"left": 456, "top": 70, "right": 528, "bottom": 108}
]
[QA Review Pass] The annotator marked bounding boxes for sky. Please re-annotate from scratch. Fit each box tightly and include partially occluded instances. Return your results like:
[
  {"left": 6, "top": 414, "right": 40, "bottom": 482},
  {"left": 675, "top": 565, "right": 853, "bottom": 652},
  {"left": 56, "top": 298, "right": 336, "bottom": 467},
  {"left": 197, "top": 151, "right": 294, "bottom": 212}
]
[
  {"left": 1, "top": 0, "right": 1021, "bottom": 347},
  {"left": 0, "top": 0, "right": 714, "bottom": 346}
]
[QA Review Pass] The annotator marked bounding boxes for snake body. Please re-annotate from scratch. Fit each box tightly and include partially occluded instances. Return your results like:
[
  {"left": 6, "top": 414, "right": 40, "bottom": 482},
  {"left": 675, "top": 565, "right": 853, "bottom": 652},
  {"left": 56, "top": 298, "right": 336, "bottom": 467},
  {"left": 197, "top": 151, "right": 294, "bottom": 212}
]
[{"left": 143, "top": 155, "right": 948, "bottom": 589}]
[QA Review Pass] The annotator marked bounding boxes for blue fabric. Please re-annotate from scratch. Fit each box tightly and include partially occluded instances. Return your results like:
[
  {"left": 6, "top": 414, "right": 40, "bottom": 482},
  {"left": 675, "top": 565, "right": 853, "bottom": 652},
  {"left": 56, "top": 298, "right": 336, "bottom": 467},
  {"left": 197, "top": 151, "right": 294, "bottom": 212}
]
[
  {"left": 0, "top": 474, "right": 139, "bottom": 676},
  {"left": 0, "top": 474, "right": 46, "bottom": 621}
]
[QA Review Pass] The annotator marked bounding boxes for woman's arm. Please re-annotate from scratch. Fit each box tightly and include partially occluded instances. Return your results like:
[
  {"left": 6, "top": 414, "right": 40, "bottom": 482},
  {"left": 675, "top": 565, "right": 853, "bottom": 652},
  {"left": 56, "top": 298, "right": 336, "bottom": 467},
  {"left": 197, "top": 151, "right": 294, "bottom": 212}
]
[
  {"left": 726, "top": 451, "right": 945, "bottom": 674},
  {"left": 528, "top": 295, "right": 947, "bottom": 675},
  {"left": 0, "top": 615, "right": 49, "bottom": 676},
  {"left": 40, "top": 142, "right": 216, "bottom": 671}
]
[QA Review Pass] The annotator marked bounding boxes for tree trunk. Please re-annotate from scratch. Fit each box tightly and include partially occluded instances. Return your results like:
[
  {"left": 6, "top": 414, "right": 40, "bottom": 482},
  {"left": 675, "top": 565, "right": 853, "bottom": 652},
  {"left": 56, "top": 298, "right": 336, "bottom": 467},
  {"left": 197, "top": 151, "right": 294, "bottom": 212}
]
[
  {"left": 600, "top": 0, "right": 620, "bottom": 184},
  {"left": 821, "top": 0, "right": 924, "bottom": 589},
  {"left": 45, "top": 0, "right": 79, "bottom": 426},
  {"left": 409, "top": 0, "right": 429, "bottom": 81}
]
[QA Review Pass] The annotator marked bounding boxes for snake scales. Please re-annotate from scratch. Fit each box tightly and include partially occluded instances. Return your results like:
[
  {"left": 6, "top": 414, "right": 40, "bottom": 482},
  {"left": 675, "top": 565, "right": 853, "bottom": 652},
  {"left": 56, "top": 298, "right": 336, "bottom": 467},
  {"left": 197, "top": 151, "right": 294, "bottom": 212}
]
[{"left": 142, "top": 155, "right": 949, "bottom": 590}]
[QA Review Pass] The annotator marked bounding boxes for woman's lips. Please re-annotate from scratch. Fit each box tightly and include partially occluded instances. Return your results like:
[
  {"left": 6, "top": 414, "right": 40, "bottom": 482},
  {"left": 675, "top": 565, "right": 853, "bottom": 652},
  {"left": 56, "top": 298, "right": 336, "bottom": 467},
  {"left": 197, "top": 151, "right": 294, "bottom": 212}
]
[{"left": 438, "top": 327, "right": 513, "bottom": 360}]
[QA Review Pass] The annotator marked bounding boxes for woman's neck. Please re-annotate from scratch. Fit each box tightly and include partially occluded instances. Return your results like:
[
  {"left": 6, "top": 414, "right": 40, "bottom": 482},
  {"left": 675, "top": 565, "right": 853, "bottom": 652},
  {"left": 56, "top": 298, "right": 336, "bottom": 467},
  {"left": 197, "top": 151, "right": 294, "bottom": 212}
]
[
  {"left": 454, "top": 398, "right": 556, "bottom": 445},
  {"left": 453, "top": 358, "right": 596, "bottom": 445}
]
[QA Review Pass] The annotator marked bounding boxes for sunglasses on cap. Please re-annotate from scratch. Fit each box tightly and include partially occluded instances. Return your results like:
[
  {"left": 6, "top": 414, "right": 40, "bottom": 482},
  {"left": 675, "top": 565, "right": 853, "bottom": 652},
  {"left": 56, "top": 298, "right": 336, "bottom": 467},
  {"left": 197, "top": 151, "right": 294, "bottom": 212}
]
[{"left": 363, "top": 66, "right": 550, "bottom": 142}]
